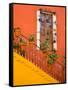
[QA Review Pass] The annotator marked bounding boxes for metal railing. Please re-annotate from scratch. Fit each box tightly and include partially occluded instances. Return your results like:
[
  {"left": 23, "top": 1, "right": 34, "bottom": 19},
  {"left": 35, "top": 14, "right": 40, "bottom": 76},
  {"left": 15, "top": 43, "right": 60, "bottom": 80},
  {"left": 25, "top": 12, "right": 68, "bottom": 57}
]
[{"left": 13, "top": 34, "right": 65, "bottom": 83}]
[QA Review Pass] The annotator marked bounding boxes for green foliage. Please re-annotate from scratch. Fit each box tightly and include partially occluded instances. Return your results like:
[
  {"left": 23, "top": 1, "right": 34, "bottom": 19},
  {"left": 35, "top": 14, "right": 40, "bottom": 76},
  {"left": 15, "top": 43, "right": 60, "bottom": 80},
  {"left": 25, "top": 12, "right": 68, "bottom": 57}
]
[
  {"left": 29, "top": 34, "right": 35, "bottom": 42},
  {"left": 48, "top": 53, "right": 58, "bottom": 64},
  {"left": 48, "top": 53, "right": 58, "bottom": 60},
  {"left": 48, "top": 59, "right": 54, "bottom": 64},
  {"left": 20, "top": 38, "right": 26, "bottom": 45},
  {"left": 41, "top": 40, "right": 50, "bottom": 50}
]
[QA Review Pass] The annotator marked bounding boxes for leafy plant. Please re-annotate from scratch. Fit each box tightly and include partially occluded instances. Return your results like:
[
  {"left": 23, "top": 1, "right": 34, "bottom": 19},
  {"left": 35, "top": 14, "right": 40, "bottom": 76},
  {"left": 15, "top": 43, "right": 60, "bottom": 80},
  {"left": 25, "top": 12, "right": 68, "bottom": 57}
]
[
  {"left": 48, "top": 53, "right": 58, "bottom": 60},
  {"left": 20, "top": 38, "right": 26, "bottom": 45},
  {"left": 41, "top": 40, "right": 50, "bottom": 51},
  {"left": 48, "top": 59, "right": 54, "bottom": 64},
  {"left": 29, "top": 34, "right": 35, "bottom": 42},
  {"left": 48, "top": 53, "right": 58, "bottom": 64}
]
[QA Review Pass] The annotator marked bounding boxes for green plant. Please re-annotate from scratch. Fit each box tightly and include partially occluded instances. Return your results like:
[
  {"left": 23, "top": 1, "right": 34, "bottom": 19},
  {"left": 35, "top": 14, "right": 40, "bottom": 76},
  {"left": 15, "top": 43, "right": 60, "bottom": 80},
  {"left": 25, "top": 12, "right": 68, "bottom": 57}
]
[
  {"left": 48, "top": 59, "right": 54, "bottom": 64},
  {"left": 48, "top": 53, "right": 58, "bottom": 64},
  {"left": 41, "top": 40, "right": 50, "bottom": 51},
  {"left": 29, "top": 34, "right": 35, "bottom": 42},
  {"left": 48, "top": 53, "right": 58, "bottom": 60},
  {"left": 20, "top": 38, "right": 26, "bottom": 45}
]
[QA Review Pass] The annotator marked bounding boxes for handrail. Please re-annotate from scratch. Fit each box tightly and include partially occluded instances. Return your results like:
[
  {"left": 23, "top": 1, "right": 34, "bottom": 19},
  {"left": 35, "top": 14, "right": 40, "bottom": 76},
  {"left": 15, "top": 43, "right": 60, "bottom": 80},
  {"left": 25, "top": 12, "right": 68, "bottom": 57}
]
[
  {"left": 21, "top": 34, "right": 65, "bottom": 67},
  {"left": 14, "top": 33, "right": 65, "bottom": 82}
]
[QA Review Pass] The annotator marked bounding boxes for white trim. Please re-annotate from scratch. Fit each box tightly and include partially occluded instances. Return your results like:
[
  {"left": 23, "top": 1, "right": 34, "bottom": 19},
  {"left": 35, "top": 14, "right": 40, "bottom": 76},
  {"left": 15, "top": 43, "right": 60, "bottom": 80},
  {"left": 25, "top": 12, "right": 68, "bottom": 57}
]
[
  {"left": 53, "top": 14, "right": 57, "bottom": 50},
  {"left": 37, "top": 32, "right": 40, "bottom": 40},
  {"left": 37, "top": 10, "right": 40, "bottom": 49}
]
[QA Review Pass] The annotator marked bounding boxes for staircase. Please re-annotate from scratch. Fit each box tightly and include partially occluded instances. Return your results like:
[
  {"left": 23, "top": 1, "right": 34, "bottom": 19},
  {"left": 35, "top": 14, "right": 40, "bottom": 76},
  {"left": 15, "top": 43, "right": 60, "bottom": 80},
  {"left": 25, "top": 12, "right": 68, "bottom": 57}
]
[
  {"left": 14, "top": 34, "right": 65, "bottom": 83},
  {"left": 13, "top": 52, "right": 58, "bottom": 86}
]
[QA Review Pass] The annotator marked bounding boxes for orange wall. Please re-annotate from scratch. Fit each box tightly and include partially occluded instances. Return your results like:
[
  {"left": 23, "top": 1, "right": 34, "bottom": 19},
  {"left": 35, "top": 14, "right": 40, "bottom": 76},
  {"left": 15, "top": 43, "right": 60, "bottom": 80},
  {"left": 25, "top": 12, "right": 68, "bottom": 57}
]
[{"left": 13, "top": 4, "right": 66, "bottom": 55}]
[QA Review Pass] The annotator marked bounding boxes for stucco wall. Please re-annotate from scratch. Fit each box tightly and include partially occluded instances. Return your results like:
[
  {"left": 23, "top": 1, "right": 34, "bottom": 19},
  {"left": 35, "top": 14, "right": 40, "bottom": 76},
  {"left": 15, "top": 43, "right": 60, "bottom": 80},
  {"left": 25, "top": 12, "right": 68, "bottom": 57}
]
[{"left": 13, "top": 4, "right": 66, "bottom": 56}]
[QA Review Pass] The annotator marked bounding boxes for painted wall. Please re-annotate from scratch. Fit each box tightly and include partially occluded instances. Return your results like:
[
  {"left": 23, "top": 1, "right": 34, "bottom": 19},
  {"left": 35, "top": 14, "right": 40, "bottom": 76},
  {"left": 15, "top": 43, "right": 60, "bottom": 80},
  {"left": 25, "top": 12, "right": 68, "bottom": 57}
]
[{"left": 13, "top": 4, "right": 66, "bottom": 56}]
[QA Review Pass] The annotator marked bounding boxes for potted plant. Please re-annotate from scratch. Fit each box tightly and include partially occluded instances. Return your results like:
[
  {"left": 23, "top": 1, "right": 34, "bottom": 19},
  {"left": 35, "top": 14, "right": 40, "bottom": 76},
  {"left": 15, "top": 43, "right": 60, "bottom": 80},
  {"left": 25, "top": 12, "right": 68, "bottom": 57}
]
[
  {"left": 28, "top": 34, "right": 35, "bottom": 47},
  {"left": 29, "top": 34, "right": 35, "bottom": 42},
  {"left": 19, "top": 38, "right": 26, "bottom": 57},
  {"left": 47, "top": 52, "right": 58, "bottom": 71}
]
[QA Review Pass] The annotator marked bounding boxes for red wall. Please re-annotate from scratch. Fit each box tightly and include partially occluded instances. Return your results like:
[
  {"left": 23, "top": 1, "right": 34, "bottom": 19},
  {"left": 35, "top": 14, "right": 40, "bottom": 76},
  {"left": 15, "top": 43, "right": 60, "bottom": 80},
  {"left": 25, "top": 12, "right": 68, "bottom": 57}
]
[{"left": 13, "top": 4, "right": 65, "bottom": 56}]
